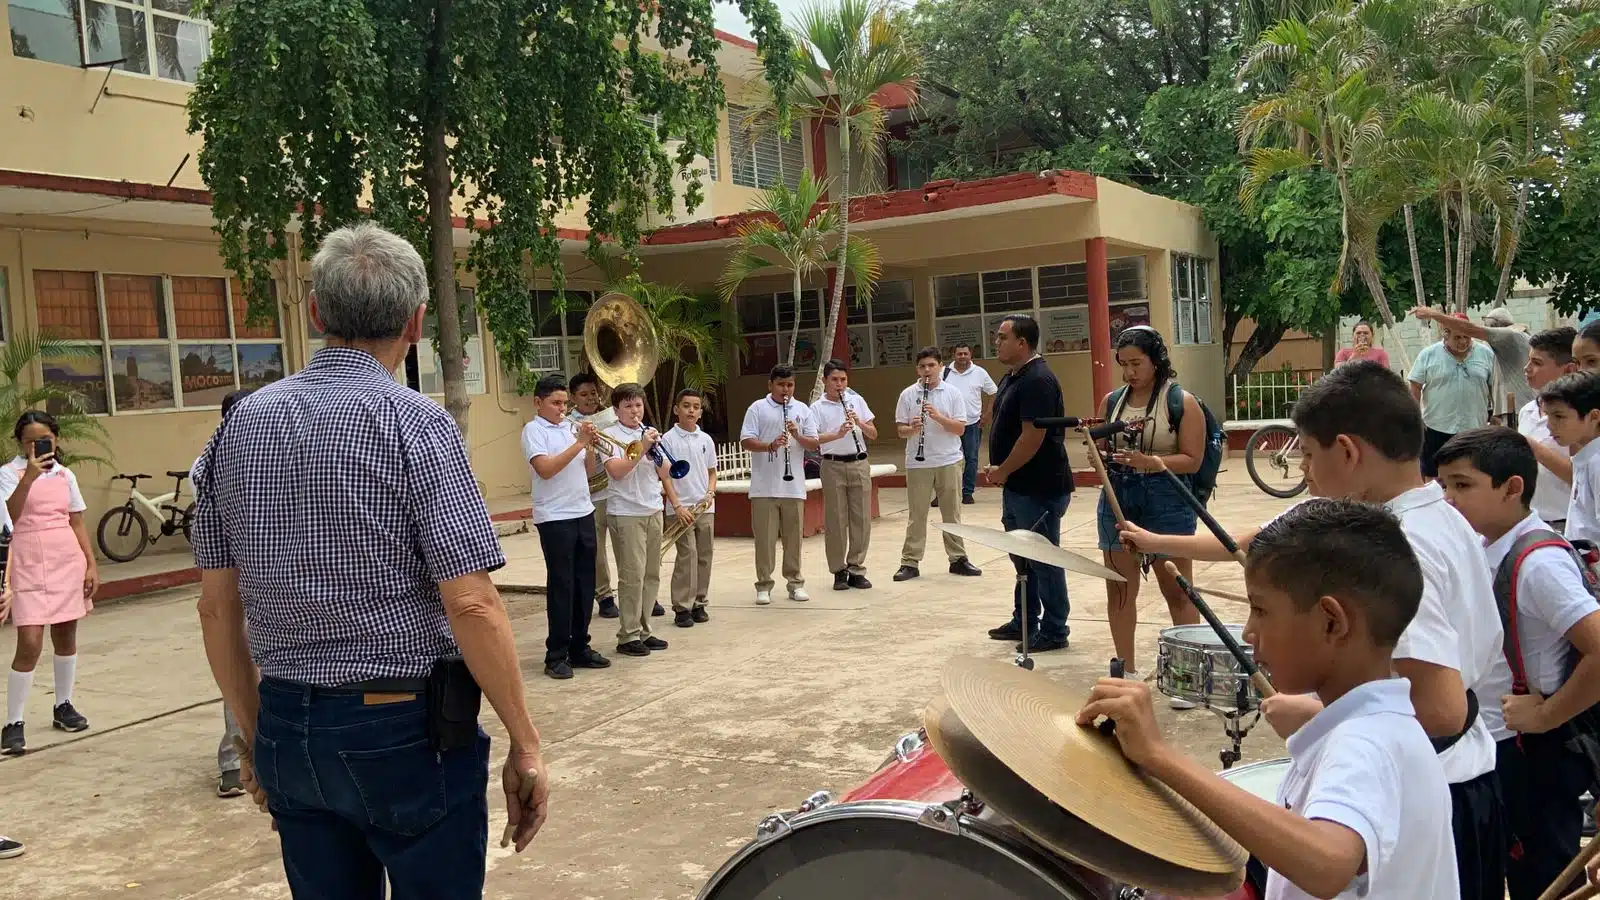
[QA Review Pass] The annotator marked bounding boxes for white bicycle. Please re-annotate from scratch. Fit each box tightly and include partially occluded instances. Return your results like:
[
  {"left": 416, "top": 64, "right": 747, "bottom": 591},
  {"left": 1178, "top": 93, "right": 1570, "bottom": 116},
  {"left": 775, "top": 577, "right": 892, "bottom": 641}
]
[{"left": 96, "top": 471, "right": 195, "bottom": 563}]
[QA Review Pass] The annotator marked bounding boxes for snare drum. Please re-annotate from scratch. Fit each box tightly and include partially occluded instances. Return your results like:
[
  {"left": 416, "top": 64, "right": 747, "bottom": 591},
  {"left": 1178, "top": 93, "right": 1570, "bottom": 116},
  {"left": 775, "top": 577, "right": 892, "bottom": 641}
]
[
  {"left": 696, "top": 730, "right": 1254, "bottom": 900},
  {"left": 1217, "top": 758, "right": 1291, "bottom": 900},
  {"left": 1155, "top": 624, "right": 1263, "bottom": 711}
]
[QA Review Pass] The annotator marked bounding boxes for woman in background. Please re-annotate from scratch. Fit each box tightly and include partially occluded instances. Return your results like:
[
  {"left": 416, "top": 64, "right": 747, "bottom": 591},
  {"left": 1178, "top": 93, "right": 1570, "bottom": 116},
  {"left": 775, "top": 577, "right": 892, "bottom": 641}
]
[
  {"left": 0, "top": 411, "right": 98, "bottom": 756},
  {"left": 1334, "top": 321, "right": 1392, "bottom": 368}
]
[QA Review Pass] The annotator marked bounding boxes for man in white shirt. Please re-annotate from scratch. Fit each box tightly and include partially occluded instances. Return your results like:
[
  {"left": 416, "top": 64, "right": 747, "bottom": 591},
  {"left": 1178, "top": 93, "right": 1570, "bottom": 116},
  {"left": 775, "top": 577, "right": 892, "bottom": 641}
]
[
  {"left": 1435, "top": 427, "right": 1600, "bottom": 900},
  {"left": 520, "top": 374, "right": 610, "bottom": 680},
  {"left": 940, "top": 343, "right": 998, "bottom": 504},
  {"left": 812, "top": 360, "right": 879, "bottom": 591},
  {"left": 570, "top": 372, "right": 619, "bottom": 619},
  {"left": 660, "top": 388, "right": 718, "bottom": 627},
  {"left": 894, "top": 347, "right": 982, "bottom": 582},
  {"left": 1520, "top": 328, "right": 1579, "bottom": 531},
  {"left": 739, "top": 366, "right": 821, "bottom": 605},
  {"left": 600, "top": 383, "right": 683, "bottom": 658}
]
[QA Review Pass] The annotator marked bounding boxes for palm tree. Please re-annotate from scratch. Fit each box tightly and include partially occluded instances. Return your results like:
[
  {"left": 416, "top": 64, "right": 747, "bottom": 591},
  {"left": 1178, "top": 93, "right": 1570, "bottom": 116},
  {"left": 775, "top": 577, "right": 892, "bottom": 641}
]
[
  {"left": 603, "top": 276, "right": 740, "bottom": 423},
  {"left": 718, "top": 170, "right": 879, "bottom": 367},
  {"left": 0, "top": 334, "right": 111, "bottom": 468},
  {"left": 744, "top": 0, "right": 919, "bottom": 402}
]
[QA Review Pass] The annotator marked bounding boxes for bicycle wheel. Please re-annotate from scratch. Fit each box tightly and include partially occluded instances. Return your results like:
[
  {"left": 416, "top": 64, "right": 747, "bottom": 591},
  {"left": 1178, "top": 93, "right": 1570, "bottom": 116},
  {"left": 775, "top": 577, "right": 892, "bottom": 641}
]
[
  {"left": 1245, "top": 423, "right": 1308, "bottom": 499},
  {"left": 181, "top": 501, "right": 195, "bottom": 542},
  {"left": 97, "top": 505, "right": 149, "bottom": 562}
]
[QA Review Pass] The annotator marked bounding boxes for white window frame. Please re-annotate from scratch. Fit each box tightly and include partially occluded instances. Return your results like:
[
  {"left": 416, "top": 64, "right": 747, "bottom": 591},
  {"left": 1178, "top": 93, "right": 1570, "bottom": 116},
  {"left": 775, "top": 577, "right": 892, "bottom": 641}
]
[
  {"left": 932, "top": 257, "right": 1151, "bottom": 359},
  {"left": 19, "top": 0, "right": 215, "bottom": 83},
  {"left": 1172, "top": 254, "right": 1214, "bottom": 346},
  {"left": 728, "top": 103, "right": 805, "bottom": 190},
  {"left": 526, "top": 288, "right": 595, "bottom": 379}
]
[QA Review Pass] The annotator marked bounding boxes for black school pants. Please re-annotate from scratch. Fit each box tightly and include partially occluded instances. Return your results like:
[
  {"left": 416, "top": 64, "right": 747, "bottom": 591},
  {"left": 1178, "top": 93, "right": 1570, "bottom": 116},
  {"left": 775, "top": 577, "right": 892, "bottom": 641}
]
[
  {"left": 1497, "top": 733, "right": 1590, "bottom": 900},
  {"left": 1451, "top": 769, "right": 1507, "bottom": 900},
  {"left": 536, "top": 513, "right": 598, "bottom": 665}
]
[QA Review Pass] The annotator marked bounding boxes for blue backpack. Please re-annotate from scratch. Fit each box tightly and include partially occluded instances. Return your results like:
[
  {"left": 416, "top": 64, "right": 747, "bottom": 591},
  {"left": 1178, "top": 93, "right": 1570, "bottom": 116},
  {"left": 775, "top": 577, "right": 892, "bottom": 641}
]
[{"left": 1104, "top": 381, "right": 1226, "bottom": 505}]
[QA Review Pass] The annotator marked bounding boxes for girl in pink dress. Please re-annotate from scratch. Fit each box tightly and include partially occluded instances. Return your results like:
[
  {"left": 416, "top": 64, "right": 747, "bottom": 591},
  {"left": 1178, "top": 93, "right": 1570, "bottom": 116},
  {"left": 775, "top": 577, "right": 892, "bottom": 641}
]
[{"left": 1, "top": 412, "right": 99, "bottom": 756}]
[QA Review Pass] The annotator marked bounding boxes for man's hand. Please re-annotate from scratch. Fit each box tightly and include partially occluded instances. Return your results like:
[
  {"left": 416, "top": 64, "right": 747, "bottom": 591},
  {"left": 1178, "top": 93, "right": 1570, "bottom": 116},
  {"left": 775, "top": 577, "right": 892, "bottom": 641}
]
[
  {"left": 1261, "top": 693, "right": 1322, "bottom": 739},
  {"left": 1409, "top": 305, "right": 1445, "bottom": 322},
  {"left": 232, "top": 735, "right": 273, "bottom": 822},
  {"left": 1075, "top": 678, "right": 1169, "bottom": 768},
  {"left": 1501, "top": 693, "right": 1554, "bottom": 734},
  {"left": 983, "top": 465, "right": 1008, "bottom": 486},
  {"left": 500, "top": 744, "right": 550, "bottom": 852}
]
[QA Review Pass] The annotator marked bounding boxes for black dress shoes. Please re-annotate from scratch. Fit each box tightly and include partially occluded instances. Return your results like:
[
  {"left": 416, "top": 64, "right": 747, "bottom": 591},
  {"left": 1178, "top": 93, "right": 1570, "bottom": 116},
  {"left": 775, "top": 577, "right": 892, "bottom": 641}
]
[
  {"left": 949, "top": 557, "right": 982, "bottom": 576},
  {"left": 834, "top": 570, "right": 851, "bottom": 591},
  {"left": 848, "top": 573, "right": 872, "bottom": 589},
  {"left": 892, "top": 565, "right": 919, "bottom": 582}
]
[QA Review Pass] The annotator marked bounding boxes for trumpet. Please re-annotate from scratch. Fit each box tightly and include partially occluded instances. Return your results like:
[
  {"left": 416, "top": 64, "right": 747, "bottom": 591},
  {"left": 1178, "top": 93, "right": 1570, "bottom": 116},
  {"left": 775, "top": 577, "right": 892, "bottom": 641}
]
[
  {"left": 660, "top": 495, "right": 714, "bottom": 559},
  {"left": 914, "top": 376, "right": 929, "bottom": 463},
  {"left": 641, "top": 425, "right": 691, "bottom": 479},
  {"left": 843, "top": 395, "right": 864, "bottom": 455}
]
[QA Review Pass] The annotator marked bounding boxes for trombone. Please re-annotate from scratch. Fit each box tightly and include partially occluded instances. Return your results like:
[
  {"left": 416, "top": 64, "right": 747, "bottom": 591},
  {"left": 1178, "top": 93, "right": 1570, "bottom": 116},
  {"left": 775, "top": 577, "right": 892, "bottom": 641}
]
[{"left": 660, "top": 495, "right": 714, "bottom": 559}]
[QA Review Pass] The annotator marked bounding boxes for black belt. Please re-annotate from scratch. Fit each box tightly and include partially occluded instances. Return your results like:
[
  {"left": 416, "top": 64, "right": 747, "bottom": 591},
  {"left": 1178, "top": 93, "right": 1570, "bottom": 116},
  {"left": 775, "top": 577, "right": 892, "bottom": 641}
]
[
  {"left": 823, "top": 453, "right": 868, "bottom": 462},
  {"left": 1430, "top": 689, "right": 1480, "bottom": 754},
  {"left": 266, "top": 675, "right": 428, "bottom": 694}
]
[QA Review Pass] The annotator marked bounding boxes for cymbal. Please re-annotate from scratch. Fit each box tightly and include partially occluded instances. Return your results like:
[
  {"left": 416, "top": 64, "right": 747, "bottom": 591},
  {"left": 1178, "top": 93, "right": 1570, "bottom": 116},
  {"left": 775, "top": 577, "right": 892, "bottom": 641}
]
[
  {"left": 924, "top": 693, "right": 1244, "bottom": 895},
  {"left": 940, "top": 657, "right": 1246, "bottom": 878},
  {"left": 935, "top": 523, "right": 1125, "bottom": 582}
]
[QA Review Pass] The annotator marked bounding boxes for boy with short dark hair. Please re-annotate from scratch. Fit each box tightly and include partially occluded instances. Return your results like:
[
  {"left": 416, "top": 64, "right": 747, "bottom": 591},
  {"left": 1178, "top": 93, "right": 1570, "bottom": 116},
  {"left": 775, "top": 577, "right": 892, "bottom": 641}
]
[
  {"left": 1081, "top": 499, "right": 1457, "bottom": 899},
  {"left": 1542, "top": 372, "right": 1600, "bottom": 547},
  {"left": 1521, "top": 328, "right": 1579, "bottom": 530},
  {"left": 660, "top": 389, "right": 717, "bottom": 626},
  {"left": 568, "top": 371, "right": 618, "bottom": 619},
  {"left": 1435, "top": 426, "right": 1600, "bottom": 900},
  {"left": 600, "top": 382, "right": 680, "bottom": 657},
  {"left": 739, "top": 365, "right": 820, "bottom": 604}
]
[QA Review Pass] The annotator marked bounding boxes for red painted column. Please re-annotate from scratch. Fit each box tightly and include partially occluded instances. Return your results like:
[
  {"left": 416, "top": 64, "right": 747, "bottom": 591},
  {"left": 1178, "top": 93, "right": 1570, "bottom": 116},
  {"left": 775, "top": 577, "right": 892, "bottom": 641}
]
[{"left": 1086, "top": 237, "right": 1113, "bottom": 406}]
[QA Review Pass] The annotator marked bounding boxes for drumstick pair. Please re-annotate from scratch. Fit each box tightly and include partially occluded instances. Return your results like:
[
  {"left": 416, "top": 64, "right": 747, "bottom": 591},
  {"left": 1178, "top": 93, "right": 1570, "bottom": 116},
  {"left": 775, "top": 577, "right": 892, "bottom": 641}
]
[{"left": 1543, "top": 839, "right": 1600, "bottom": 900}]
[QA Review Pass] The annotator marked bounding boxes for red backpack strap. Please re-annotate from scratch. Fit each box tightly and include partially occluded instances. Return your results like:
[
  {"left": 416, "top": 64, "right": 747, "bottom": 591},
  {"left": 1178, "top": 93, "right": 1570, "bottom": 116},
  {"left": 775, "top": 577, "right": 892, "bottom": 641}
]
[{"left": 1503, "top": 536, "right": 1573, "bottom": 695}]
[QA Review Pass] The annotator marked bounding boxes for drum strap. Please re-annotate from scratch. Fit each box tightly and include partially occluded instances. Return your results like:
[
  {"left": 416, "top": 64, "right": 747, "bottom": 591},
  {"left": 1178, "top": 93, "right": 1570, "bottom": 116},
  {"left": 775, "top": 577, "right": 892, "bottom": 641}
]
[{"left": 1428, "top": 689, "right": 1479, "bottom": 755}]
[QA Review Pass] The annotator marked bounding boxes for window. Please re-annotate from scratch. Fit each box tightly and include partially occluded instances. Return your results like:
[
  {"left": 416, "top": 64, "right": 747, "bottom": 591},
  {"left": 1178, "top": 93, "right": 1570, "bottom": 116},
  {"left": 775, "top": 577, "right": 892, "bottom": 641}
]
[
  {"left": 1173, "top": 254, "right": 1214, "bottom": 345},
  {"left": 635, "top": 104, "right": 719, "bottom": 181},
  {"left": 840, "top": 280, "right": 914, "bottom": 369},
  {"left": 8, "top": 0, "right": 211, "bottom": 82},
  {"left": 526, "top": 288, "right": 594, "bottom": 376},
  {"left": 934, "top": 256, "right": 1151, "bottom": 358},
  {"left": 890, "top": 148, "right": 934, "bottom": 190},
  {"left": 736, "top": 288, "right": 828, "bottom": 375},
  {"left": 728, "top": 104, "right": 805, "bottom": 190},
  {"left": 36, "top": 270, "right": 284, "bottom": 415}
]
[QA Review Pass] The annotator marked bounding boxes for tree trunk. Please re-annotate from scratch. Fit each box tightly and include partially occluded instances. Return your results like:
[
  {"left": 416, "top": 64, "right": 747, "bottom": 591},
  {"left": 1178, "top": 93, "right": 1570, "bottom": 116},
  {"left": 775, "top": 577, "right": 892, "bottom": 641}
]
[
  {"left": 1441, "top": 198, "right": 1454, "bottom": 312},
  {"left": 786, "top": 268, "right": 802, "bottom": 366},
  {"left": 1455, "top": 197, "right": 1473, "bottom": 313},
  {"left": 1493, "top": 176, "right": 1531, "bottom": 307},
  {"left": 812, "top": 119, "right": 854, "bottom": 404},
  {"left": 1321, "top": 324, "right": 1337, "bottom": 373},
  {"left": 1355, "top": 254, "right": 1412, "bottom": 371},
  {"left": 1404, "top": 204, "right": 1426, "bottom": 309},
  {"left": 422, "top": 0, "right": 468, "bottom": 436},
  {"left": 1227, "top": 320, "right": 1289, "bottom": 382}
]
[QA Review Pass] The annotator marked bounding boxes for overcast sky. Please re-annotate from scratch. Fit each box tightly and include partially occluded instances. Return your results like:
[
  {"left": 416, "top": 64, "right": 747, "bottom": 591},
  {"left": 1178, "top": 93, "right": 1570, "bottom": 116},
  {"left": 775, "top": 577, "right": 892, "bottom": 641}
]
[{"left": 713, "top": 0, "right": 811, "bottom": 39}]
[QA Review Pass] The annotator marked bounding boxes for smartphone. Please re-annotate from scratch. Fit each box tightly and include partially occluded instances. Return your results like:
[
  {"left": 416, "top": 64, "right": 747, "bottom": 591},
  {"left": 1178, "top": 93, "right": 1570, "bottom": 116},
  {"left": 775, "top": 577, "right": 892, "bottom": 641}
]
[{"left": 32, "top": 438, "right": 53, "bottom": 466}]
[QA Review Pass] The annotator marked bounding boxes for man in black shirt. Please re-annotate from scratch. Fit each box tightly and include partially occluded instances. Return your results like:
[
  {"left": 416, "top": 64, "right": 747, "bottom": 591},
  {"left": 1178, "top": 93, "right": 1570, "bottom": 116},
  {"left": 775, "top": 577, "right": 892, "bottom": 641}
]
[{"left": 983, "top": 314, "right": 1073, "bottom": 652}]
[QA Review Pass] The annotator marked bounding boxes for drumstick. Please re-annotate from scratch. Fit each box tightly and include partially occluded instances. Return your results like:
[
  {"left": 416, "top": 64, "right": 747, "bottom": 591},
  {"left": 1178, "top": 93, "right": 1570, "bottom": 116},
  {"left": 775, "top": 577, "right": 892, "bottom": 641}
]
[
  {"left": 1147, "top": 457, "right": 1249, "bottom": 566},
  {"left": 1540, "top": 839, "right": 1600, "bottom": 900},
  {"left": 1558, "top": 883, "right": 1599, "bottom": 900},
  {"left": 1081, "top": 430, "right": 1129, "bottom": 526},
  {"left": 1164, "top": 560, "right": 1276, "bottom": 699},
  {"left": 1191, "top": 583, "right": 1250, "bottom": 604}
]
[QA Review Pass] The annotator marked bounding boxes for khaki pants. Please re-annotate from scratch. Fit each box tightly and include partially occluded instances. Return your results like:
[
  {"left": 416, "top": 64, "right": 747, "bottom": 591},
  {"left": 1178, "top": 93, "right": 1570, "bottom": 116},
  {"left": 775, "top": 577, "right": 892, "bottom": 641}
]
[
  {"left": 593, "top": 497, "right": 614, "bottom": 601},
  {"left": 903, "top": 462, "right": 965, "bottom": 566},
  {"left": 752, "top": 497, "right": 804, "bottom": 593},
  {"left": 670, "top": 511, "right": 715, "bottom": 611},
  {"left": 608, "top": 513, "right": 661, "bottom": 644},
  {"left": 821, "top": 459, "right": 872, "bottom": 574}
]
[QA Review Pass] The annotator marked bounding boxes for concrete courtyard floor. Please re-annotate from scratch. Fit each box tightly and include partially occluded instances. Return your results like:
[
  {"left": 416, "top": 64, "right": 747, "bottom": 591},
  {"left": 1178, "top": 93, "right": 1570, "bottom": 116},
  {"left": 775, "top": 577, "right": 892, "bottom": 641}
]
[{"left": 0, "top": 469, "right": 1299, "bottom": 900}]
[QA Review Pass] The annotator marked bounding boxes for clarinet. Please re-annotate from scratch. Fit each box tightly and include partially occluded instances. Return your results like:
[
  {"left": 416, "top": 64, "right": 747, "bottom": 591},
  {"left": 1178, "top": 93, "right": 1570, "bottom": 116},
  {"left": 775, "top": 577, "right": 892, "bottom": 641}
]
[
  {"left": 843, "top": 394, "right": 864, "bottom": 455},
  {"left": 781, "top": 400, "right": 795, "bottom": 482},
  {"left": 914, "top": 377, "right": 928, "bottom": 462}
]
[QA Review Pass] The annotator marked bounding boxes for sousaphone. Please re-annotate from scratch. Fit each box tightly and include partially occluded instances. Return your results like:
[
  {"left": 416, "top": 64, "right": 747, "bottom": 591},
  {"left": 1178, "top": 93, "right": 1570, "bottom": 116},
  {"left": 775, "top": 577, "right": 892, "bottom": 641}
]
[{"left": 577, "top": 292, "right": 668, "bottom": 483}]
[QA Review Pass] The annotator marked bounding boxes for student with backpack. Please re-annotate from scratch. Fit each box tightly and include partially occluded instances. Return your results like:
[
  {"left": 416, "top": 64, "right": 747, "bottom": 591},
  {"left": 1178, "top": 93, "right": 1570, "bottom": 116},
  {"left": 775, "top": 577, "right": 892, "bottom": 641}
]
[
  {"left": 1434, "top": 426, "right": 1600, "bottom": 900},
  {"left": 1095, "top": 325, "right": 1225, "bottom": 701}
]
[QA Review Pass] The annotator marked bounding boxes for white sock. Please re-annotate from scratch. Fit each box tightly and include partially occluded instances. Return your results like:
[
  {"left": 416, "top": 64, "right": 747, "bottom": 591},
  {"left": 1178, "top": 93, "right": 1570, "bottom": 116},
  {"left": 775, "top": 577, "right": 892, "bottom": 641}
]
[
  {"left": 7, "top": 669, "right": 32, "bottom": 724},
  {"left": 53, "top": 655, "right": 76, "bottom": 707}
]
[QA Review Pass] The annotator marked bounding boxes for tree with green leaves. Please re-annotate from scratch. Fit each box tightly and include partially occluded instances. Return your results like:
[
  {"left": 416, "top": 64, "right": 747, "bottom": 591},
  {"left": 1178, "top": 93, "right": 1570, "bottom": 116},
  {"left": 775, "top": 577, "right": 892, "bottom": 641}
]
[
  {"left": 188, "top": 0, "right": 796, "bottom": 435},
  {"left": 718, "top": 171, "right": 879, "bottom": 366}
]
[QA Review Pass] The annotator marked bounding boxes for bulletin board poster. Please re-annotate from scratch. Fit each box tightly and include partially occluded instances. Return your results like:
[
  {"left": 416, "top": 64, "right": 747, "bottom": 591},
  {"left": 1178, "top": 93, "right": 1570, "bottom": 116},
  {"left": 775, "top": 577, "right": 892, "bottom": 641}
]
[
  {"left": 742, "top": 334, "right": 780, "bottom": 375},
  {"left": 793, "top": 332, "right": 824, "bottom": 371},
  {"left": 1109, "top": 304, "right": 1151, "bottom": 345},
  {"left": 847, "top": 326, "right": 872, "bottom": 369},
  {"left": 874, "top": 322, "right": 916, "bottom": 367},
  {"left": 937, "top": 316, "right": 984, "bottom": 360},
  {"left": 1041, "top": 307, "right": 1090, "bottom": 354}
]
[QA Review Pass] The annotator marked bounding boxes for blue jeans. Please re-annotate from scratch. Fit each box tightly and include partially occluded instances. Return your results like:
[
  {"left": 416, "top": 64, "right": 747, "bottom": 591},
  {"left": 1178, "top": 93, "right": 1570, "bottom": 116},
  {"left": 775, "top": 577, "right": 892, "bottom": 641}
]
[
  {"left": 254, "top": 677, "right": 490, "bottom": 900},
  {"left": 1095, "top": 472, "right": 1198, "bottom": 551},
  {"left": 961, "top": 423, "right": 982, "bottom": 498},
  {"left": 999, "top": 488, "right": 1071, "bottom": 640}
]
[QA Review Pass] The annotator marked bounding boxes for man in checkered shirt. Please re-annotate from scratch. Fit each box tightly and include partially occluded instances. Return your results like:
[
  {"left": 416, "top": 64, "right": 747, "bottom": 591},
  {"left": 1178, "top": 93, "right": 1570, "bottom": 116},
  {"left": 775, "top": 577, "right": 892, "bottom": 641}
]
[{"left": 193, "top": 222, "right": 548, "bottom": 898}]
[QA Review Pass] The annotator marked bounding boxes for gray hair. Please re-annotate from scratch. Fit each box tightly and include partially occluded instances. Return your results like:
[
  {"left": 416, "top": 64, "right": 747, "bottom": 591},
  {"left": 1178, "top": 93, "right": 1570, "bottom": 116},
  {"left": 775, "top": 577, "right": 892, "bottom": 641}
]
[{"left": 310, "top": 222, "right": 428, "bottom": 340}]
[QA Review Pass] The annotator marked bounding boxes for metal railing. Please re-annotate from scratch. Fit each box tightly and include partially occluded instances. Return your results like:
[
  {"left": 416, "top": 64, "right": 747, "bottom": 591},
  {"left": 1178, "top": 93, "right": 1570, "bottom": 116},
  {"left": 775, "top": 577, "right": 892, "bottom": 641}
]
[
  {"left": 717, "top": 442, "right": 753, "bottom": 480},
  {"left": 1229, "top": 368, "right": 1323, "bottom": 422}
]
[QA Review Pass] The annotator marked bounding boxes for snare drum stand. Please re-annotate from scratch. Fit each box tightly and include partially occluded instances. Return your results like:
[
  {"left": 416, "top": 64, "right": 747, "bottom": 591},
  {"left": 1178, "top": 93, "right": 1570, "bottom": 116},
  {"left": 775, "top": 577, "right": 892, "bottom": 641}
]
[
  {"left": 1014, "top": 570, "right": 1034, "bottom": 671},
  {"left": 1213, "top": 680, "right": 1261, "bottom": 770}
]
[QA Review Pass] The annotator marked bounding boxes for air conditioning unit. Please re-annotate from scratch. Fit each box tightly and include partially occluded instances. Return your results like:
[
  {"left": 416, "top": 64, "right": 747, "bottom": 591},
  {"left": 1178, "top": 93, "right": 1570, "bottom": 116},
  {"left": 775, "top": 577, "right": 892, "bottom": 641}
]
[{"left": 638, "top": 139, "right": 708, "bottom": 230}]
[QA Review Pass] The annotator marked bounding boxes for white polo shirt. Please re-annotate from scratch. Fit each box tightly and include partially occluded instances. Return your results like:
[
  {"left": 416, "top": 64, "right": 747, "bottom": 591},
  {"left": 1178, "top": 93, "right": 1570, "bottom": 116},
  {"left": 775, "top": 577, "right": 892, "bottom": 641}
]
[
  {"left": 740, "top": 396, "right": 817, "bottom": 500},
  {"left": 896, "top": 381, "right": 966, "bottom": 469},
  {"left": 1477, "top": 512, "right": 1597, "bottom": 740},
  {"left": 1519, "top": 398, "right": 1572, "bottom": 523},
  {"left": 660, "top": 425, "right": 716, "bottom": 511},
  {"left": 1567, "top": 439, "right": 1600, "bottom": 546},
  {"left": 1266, "top": 678, "right": 1457, "bottom": 900},
  {"left": 1386, "top": 483, "right": 1502, "bottom": 783},
  {"left": 602, "top": 422, "right": 665, "bottom": 518},
  {"left": 520, "top": 416, "right": 595, "bottom": 525},
  {"left": 813, "top": 391, "right": 875, "bottom": 457},
  {"left": 942, "top": 361, "right": 998, "bottom": 425}
]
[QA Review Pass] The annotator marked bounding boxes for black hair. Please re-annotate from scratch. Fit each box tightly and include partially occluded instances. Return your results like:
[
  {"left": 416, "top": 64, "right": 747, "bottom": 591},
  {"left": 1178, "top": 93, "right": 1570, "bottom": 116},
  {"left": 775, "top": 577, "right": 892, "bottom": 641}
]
[
  {"left": 1539, "top": 371, "right": 1600, "bottom": 418},
  {"left": 916, "top": 345, "right": 941, "bottom": 364},
  {"left": 568, "top": 372, "right": 600, "bottom": 393},
  {"left": 1247, "top": 498, "right": 1423, "bottom": 647},
  {"left": 953, "top": 342, "right": 972, "bottom": 352},
  {"left": 675, "top": 388, "right": 703, "bottom": 404},
  {"left": 610, "top": 382, "right": 646, "bottom": 406},
  {"left": 13, "top": 410, "right": 58, "bottom": 442},
  {"left": 533, "top": 373, "right": 568, "bottom": 400},
  {"left": 1435, "top": 426, "right": 1538, "bottom": 507},
  {"left": 1001, "top": 314, "right": 1039, "bottom": 350},
  {"left": 769, "top": 365, "right": 795, "bottom": 382},
  {"left": 1290, "top": 360, "right": 1422, "bottom": 462},
  {"left": 822, "top": 359, "right": 849, "bottom": 378},
  {"left": 1114, "top": 326, "right": 1176, "bottom": 386},
  {"left": 220, "top": 389, "right": 255, "bottom": 419},
  {"left": 1580, "top": 319, "right": 1600, "bottom": 347},
  {"left": 1531, "top": 327, "right": 1578, "bottom": 365}
]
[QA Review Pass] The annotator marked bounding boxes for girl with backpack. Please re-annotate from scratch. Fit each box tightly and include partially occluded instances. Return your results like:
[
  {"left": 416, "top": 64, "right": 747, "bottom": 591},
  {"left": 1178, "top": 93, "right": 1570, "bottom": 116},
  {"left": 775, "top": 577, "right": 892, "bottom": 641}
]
[{"left": 1096, "top": 326, "right": 1210, "bottom": 706}]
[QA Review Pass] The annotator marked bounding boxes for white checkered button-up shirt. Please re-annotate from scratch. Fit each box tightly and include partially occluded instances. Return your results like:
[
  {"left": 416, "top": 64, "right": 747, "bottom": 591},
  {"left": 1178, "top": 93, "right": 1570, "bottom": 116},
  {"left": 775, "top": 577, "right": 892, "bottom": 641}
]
[{"left": 191, "top": 347, "right": 506, "bottom": 686}]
